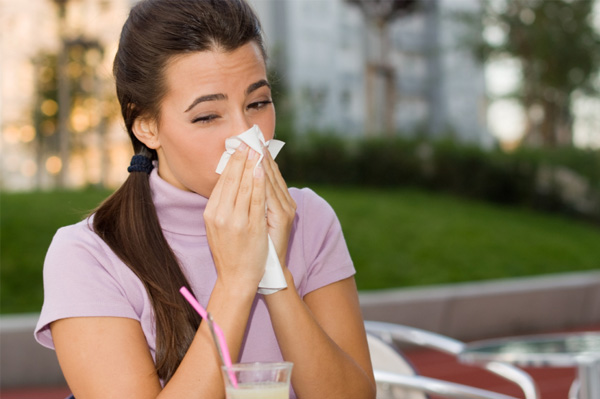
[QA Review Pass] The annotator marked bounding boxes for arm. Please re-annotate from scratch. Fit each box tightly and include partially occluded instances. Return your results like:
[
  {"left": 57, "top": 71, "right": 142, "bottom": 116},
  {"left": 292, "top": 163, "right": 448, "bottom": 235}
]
[
  {"left": 260, "top": 149, "right": 376, "bottom": 398},
  {"left": 52, "top": 283, "right": 256, "bottom": 399},
  {"left": 265, "top": 275, "right": 376, "bottom": 399},
  {"left": 52, "top": 144, "right": 268, "bottom": 398}
]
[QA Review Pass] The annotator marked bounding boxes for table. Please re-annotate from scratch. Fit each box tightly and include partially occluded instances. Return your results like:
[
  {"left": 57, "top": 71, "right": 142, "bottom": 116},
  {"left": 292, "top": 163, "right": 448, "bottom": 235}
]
[{"left": 459, "top": 332, "right": 600, "bottom": 399}]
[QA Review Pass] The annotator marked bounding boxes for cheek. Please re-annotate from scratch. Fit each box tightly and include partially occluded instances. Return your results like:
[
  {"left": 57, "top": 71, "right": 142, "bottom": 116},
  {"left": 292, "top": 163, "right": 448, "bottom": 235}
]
[
  {"left": 205, "top": 144, "right": 226, "bottom": 171},
  {"left": 183, "top": 138, "right": 224, "bottom": 172},
  {"left": 178, "top": 140, "right": 224, "bottom": 196},
  {"left": 159, "top": 128, "right": 223, "bottom": 180},
  {"left": 258, "top": 111, "right": 276, "bottom": 141}
]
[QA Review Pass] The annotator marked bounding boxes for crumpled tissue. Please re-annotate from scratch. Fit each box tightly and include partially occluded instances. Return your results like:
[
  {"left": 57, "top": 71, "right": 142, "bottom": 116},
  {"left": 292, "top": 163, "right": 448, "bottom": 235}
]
[{"left": 215, "top": 125, "right": 287, "bottom": 295}]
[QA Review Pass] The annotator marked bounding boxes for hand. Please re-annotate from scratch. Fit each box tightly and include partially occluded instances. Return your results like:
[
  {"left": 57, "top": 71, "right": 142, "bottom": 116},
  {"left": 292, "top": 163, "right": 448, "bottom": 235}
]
[
  {"left": 204, "top": 143, "right": 268, "bottom": 290},
  {"left": 261, "top": 146, "right": 297, "bottom": 264}
]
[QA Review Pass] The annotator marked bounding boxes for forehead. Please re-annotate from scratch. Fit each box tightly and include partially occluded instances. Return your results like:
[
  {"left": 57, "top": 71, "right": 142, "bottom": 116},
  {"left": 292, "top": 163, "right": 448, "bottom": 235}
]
[{"left": 163, "top": 42, "right": 267, "bottom": 93}]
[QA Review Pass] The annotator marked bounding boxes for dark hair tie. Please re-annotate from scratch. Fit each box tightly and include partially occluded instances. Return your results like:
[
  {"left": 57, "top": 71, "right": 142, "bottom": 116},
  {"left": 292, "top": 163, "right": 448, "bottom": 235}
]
[{"left": 128, "top": 154, "right": 154, "bottom": 174}]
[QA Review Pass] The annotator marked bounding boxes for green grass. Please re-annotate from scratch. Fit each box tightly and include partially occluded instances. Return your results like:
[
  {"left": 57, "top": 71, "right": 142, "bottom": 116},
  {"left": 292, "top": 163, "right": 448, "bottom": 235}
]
[
  {"left": 311, "top": 186, "right": 600, "bottom": 290},
  {"left": 2, "top": 186, "right": 599, "bottom": 313},
  {"left": 1, "top": 188, "right": 112, "bottom": 314}
]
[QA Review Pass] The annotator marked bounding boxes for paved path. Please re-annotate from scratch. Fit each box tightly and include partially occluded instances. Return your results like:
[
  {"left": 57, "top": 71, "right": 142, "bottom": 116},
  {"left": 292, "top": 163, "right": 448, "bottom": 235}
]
[
  {"left": 406, "top": 348, "right": 577, "bottom": 399},
  {"left": 405, "top": 323, "right": 599, "bottom": 399}
]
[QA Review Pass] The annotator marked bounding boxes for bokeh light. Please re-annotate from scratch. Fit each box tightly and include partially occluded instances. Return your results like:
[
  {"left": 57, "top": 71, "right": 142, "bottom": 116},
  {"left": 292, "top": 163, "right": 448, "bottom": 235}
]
[
  {"left": 45, "top": 156, "right": 63, "bottom": 175},
  {"left": 41, "top": 99, "right": 59, "bottom": 116},
  {"left": 21, "top": 159, "right": 37, "bottom": 177},
  {"left": 20, "top": 125, "right": 36, "bottom": 143}
]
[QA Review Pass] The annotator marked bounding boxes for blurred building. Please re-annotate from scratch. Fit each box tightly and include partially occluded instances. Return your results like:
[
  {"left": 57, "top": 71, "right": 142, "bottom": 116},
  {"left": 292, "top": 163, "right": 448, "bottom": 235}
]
[
  {"left": 1, "top": 0, "right": 132, "bottom": 191},
  {"left": 1, "top": 0, "right": 491, "bottom": 191},
  {"left": 250, "top": 0, "right": 492, "bottom": 146}
]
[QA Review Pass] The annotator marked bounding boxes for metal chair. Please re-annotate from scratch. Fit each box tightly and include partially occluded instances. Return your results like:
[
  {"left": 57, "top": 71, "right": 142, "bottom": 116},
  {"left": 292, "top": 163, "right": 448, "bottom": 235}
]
[{"left": 366, "top": 321, "right": 540, "bottom": 399}]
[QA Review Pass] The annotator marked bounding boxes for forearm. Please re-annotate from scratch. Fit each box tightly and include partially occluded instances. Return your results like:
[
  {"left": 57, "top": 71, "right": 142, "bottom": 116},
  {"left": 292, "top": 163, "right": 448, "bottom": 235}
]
[
  {"left": 159, "top": 280, "right": 256, "bottom": 398},
  {"left": 265, "top": 272, "right": 375, "bottom": 399},
  {"left": 160, "top": 144, "right": 269, "bottom": 398}
]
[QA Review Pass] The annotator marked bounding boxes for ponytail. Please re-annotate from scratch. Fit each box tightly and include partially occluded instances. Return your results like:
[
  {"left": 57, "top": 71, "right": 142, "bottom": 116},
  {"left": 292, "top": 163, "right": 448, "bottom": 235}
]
[
  {"left": 93, "top": 149, "right": 201, "bottom": 382},
  {"left": 104, "top": 0, "right": 267, "bottom": 382}
]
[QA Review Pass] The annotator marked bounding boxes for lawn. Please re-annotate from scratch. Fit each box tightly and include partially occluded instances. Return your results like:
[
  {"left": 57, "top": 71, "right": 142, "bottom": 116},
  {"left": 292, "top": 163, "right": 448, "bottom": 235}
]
[
  {"left": 313, "top": 186, "right": 600, "bottom": 290},
  {"left": 2, "top": 186, "right": 599, "bottom": 314},
  {"left": 1, "top": 188, "right": 112, "bottom": 314}
]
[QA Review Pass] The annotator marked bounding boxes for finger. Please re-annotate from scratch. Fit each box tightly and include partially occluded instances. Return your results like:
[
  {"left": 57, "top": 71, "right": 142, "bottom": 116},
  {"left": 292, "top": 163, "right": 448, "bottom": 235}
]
[
  {"left": 207, "top": 167, "right": 226, "bottom": 211},
  {"left": 249, "top": 163, "right": 266, "bottom": 228},
  {"left": 262, "top": 149, "right": 294, "bottom": 207},
  {"left": 264, "top": 172, "right": 282, "bottom": 212},
  {"left": 263, "top": 148, "right": 292, "bottom": 200},
  {"left": 233, "top": 148, "right": 260, "bottom": 216},
  {"left": 263, "top": 166, "right": 286, "bottom": 217},
  {"left": 216, "top": 143, "right": 249, "bottom": 209}
]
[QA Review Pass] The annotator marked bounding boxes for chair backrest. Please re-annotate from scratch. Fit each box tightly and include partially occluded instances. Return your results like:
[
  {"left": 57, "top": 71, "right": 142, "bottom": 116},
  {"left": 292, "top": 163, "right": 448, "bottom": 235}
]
[
  {"left": 367, "top": 333, "right": 427, "bottom": 399},
  {"left": 367, "top": 333, "right": 415, "bottom": 375},
  {"left": 366, "top": 322, "right": 539, "bottom": 399}
]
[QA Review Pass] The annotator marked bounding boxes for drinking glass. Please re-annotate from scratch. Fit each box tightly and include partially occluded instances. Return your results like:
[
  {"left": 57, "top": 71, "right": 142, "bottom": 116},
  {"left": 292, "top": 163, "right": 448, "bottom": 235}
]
[{"left": 221, "top": 362, "right": 293, "bottom": 399}]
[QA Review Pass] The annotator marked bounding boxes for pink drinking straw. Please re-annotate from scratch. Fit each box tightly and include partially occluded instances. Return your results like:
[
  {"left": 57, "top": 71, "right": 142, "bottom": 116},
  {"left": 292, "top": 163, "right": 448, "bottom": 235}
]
[{"left": 179, "top": 286, "right": 238, "bottom": 387}]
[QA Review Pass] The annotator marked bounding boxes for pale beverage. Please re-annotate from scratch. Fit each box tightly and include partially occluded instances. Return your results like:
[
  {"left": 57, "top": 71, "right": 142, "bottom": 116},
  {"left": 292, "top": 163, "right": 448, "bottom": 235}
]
[
  {"left": 226, "top": 382, "right": 289, "bottom": 399},
  {"left": 222, "top": 362, "right": 293, "bottom": 399}
]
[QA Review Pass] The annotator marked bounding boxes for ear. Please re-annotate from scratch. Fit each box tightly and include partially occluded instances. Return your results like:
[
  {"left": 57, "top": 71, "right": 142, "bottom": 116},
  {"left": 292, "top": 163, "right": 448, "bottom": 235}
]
[{"left": 132, "top": 117, "right": 160, "bottom": 150}]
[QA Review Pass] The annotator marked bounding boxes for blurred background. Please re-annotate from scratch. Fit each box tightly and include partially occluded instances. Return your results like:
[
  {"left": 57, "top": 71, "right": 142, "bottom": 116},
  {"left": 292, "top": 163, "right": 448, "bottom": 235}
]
[
  {"left": 2, "top": 0, "right": 599, "bottom": 191},
  {"left": 1, "top": 0, "right": 600, "bottom": 311},
  {"left": 1, "top": 1, "right": 599, "bottom": 397}
]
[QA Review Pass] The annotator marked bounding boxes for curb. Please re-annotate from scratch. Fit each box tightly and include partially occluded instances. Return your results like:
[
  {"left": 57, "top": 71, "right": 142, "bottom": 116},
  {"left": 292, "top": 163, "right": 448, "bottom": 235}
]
[
  {"left": 2, "top": 271, "right": 599, "bottom": 388},
  {"left": 359, "top": 270, "right": 600, "bottom": 341},
  {"left": 0, "top": 313, "right": 67, "bottom": 388}
]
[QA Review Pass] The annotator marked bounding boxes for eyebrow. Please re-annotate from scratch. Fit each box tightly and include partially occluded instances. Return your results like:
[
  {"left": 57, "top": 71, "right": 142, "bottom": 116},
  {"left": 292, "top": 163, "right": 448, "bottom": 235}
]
[
  {"left": 184, "top": 79, "right": 271, "bottom": 113},
  {"left": 184, "top": 93, "right": 226, "bottom": 113},
  {"left": 246, "top": 79, "right": 271, "bottom": 95}
]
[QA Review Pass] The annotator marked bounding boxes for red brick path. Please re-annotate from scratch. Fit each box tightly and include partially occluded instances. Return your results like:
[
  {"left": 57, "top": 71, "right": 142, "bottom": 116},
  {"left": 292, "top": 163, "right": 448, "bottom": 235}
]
[
  {"left": 404, "top": 348, "right": 577, "bottom": 399},
  {"left": 404, "top": 324, "right": 599, "bottom": 399}
]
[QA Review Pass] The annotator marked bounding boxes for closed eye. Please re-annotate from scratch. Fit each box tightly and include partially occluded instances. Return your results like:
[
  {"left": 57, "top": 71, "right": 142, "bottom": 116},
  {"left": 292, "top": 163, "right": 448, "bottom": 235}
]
[
  {"left": 248, "top": 100, "right": 273, "bottom": 110},
  {"left": 191, "top": 114, "right": 219, "bottom": 124}
]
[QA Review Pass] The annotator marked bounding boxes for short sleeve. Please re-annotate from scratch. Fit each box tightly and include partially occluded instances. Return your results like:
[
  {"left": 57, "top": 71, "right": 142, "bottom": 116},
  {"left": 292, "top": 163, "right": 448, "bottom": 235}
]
[
  {"left": 295, "top": 188, "right": 356, "bottom": 295},
  {"left": 34, "top": 221, "right": 144, "bottom": 349}
]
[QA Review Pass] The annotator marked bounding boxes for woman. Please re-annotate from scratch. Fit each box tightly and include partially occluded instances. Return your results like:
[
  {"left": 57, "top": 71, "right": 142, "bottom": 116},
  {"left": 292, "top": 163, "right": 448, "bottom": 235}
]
[{"left": 35, "top": 0, "right": 375, "bottom": 398}]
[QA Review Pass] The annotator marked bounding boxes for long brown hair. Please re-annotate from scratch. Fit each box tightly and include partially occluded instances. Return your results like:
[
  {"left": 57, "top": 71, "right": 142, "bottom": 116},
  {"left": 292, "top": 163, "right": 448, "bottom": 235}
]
[{"left": 93, "top": 0, "right": 266, "bottom": 383}]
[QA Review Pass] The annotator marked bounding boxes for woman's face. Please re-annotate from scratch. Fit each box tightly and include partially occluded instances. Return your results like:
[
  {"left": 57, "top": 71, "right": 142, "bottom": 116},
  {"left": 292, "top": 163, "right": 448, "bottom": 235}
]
[{"left": 143, "top": 41, "right": 275, "bottom": 198}]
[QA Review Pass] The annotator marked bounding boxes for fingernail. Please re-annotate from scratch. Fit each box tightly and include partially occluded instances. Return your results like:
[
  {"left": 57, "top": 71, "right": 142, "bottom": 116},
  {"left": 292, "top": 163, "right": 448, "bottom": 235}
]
[
  {"left": 238, "top": 142, "right": 248, "bottom": 151},
  {"left": 254, "top": 164, "right": 264, "bottom": 178},
  {"left": 248, "top": 149, "right": 256, "bottom": 160}
]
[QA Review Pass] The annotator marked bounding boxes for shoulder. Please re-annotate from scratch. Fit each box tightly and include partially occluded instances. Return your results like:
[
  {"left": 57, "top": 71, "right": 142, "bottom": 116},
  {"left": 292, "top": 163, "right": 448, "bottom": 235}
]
[
  {"left": 44, "top": 215, "right": 134, "bottom": 285},
  {"left": 48, "top": 216, "right": 108, "bottom": 257},
  {"left": 287, "top": 187, "right": 355, "bottom": 295},
  {"left": 37, "top": 216, "right": 146, "bottom": 348},
  {"left": 288, "top": 187, "right": 343, "bottom": 241},
  {"left": 289, "top": 187, "right": 336, "bottom": 219},
  {"left": 50, "top": 217, "right": 96, "bottom": 249}
]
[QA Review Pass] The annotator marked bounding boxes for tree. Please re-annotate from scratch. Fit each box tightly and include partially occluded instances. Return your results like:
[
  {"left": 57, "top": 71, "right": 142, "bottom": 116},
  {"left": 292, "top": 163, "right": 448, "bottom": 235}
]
[
  {"left": 346, "top": 0, "right": 419, "bottom": 135},
  {"left": 466, "top": 0, "right": 600, "bottom": 147},
  {"left": 31, "top": 38, "right": 115, "bottom": 188},
  {"left": 346, "top": 0, "right": 418, "bottom": 23},
  {"left": 30, "top": 0, "right": 117, "bottom": 189},
  {"left": 31, "top": 52, "right": 59, "bottom": 188}
]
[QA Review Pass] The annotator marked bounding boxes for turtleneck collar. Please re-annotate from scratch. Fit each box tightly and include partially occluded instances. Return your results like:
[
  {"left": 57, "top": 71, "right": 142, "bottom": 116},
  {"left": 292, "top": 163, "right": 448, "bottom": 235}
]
[{"left": 149, "top": 168, "right": 208, "bottom": 236}]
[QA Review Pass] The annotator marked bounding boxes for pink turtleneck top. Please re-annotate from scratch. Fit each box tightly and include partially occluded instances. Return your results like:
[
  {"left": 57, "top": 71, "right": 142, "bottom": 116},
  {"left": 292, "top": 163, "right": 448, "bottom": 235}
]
[{"left": 35, "top": 169, "right": 355, "bottom": 388}]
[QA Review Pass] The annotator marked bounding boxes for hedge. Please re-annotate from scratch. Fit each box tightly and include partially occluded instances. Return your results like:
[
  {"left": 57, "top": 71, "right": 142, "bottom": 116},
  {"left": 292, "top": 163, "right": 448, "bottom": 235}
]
[{"left": 276, "top": 132, "right": 600, "bottom": 224}]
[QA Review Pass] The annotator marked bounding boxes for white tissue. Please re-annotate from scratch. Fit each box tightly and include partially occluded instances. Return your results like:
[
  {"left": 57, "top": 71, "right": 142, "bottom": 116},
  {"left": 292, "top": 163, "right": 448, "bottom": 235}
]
[
  {"left": 216, "top": 125, "right": 285, "bottom": 175},
  {"left": 215, "top": 125, "right": 287, "bottom": 295}
]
